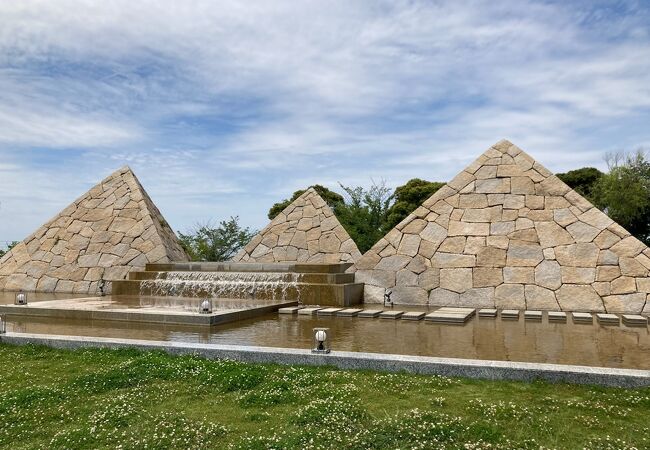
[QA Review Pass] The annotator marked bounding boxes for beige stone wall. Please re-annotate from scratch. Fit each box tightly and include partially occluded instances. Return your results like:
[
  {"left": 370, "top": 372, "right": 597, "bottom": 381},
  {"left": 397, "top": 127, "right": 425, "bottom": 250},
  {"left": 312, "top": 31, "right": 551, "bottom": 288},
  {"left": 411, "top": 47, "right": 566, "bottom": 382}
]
[
  {"left": 355, "top": 139, "right": 650, "bottom": 314},
  {"left": 234, "top": 188, "right": 361, "bottom": 264},
  {"left": 0, "top": 166, "right": 189, "bottom": 294}
]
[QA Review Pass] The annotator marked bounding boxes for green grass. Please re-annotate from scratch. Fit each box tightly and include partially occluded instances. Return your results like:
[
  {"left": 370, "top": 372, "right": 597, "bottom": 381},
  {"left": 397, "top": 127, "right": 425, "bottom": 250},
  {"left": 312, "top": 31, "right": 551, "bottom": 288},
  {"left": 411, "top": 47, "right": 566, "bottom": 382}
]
[{"left": 0, "top": 344, "right": 648, "bottom": 449}]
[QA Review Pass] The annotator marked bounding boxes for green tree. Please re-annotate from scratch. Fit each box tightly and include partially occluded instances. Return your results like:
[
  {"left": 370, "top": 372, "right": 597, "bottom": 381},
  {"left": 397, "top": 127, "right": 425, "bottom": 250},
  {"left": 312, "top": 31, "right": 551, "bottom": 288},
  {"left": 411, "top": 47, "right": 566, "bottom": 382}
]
[
  {"left": 335, "top": 181, "right": 393, "bottom": 253},
  {"left": 593, "top": 151, "right": 650, "bottom": 245},
  {"left": 0, "top": 241, "right": 18, "bottom": 259},
  {"left": 383, "top": 178, "right": 445, "bottom": 233},
  {"left": 556, "top": 167, "right": 604, "bottom": 200},
  {"left": 268, "top": 185, "right": 344, "bottom": 220},
  {"left": 178, "top": 217, "right": 256, "bottom": 262}
]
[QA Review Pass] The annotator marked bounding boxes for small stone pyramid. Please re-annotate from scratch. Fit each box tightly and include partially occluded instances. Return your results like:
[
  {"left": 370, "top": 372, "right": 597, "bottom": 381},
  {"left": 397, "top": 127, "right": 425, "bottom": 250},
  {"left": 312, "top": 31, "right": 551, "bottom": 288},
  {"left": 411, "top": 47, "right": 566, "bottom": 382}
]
[
  {"left": 0, "top": 166, "right": 188, "bottom": 294},
  {"left": 355, "top": 139, "right": 650, "bottom": 313},
  {"left": 233, "top": 188, "right": 361, "bottom": 264}
]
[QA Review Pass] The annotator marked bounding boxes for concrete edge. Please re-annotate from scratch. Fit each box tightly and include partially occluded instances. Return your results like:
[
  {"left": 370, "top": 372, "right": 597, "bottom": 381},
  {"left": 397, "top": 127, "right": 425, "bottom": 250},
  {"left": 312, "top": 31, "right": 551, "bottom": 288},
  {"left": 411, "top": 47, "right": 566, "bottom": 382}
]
[{"left": 1, "top": 332, "right": 649, "bottom": 388}]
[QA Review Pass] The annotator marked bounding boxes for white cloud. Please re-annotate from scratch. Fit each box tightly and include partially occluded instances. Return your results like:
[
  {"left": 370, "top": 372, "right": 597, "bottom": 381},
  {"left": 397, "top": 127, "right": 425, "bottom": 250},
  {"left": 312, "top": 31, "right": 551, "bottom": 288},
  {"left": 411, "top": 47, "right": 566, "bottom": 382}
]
[{"left": 0, "top": 0, "right": 649, "bottom": 238}]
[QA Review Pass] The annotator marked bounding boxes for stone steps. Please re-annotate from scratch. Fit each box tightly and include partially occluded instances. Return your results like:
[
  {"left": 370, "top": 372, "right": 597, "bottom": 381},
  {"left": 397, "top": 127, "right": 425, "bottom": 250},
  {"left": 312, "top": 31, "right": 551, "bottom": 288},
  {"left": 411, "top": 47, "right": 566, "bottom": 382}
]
[
  {"left": 128, "top": 271, "right": 355, "bottom": 284},
  {"left": 114, "top": 262, "right": 363, "bottom": 307},
  {"left": 145, "top": 262, "right": 354, "bottom": 274}
]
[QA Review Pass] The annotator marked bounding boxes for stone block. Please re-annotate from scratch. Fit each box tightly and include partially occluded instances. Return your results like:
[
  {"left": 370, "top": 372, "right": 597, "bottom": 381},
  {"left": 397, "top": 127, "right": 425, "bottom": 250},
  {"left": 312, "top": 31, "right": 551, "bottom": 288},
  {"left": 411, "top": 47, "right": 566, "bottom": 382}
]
[
  {"left": 567, "top": 221, "right": 600, "bottom": 243},
  {"left": 610, "top": 276, "right": 636, "bottom": 294},
  {"left": 355, "top": 270, "right": 395, "bottom": 288},
  {"left": 548, "top": 311, "right": 566, "bottom": 321},
  {"left": 428, "top": 288, "right": 460, "bottom": 306},
  {"left": 459, "top": 194, "right": 488, "bottom": 208},
  {"left": 439, "top": 237, "right": 466, "bottom": 253},
  {"left": 376, "top": 255, "right": 411, "bottom": 271},
  {"left": 555, "top": 243, "right": 599, "bottom": 267},
  {"left": 495, "top": 283, "right": 525, "bottom": 309},
  {"left": 619, "top": 257, "right": 648, "bottom": 277},
  {"left": 390, "top": 286, "right": 428, "bottom": 305},
  {"left": 396, "top": 269, "right": 418, "bottom": 286},
  {"left": 594, "top": 229, "right": 620, "bottom": 249},
  {"left": 440, "top": 268, "right": 472, "bottom": 293},
  {"left": 476, "top": 247, "right": 506, "bottom": 267},
  {"left": 535, "top": 221, "right": 573, "bottom": 249},
  {"left": 561, "top": 267, "right": 595, "bottom": 284},
  {"left": 503, "top": 267, "right": 534, "bottom": 283},
  {"left": 431, "top": 252, "right": 476, "bottom": 268},
  {"left": 418, "top": 268, "right": 440, "bottom": 290},
  {"left": 602, "top": 293, "right": 645, "bottom": 314},
  {"left": 610, "top": 236, "right": 645, "bottom": 257},
  {"left": 506, "top": 241, "right": 543, "bottom": 267},
  {"left": 459, "top": 287, "right": 495, "bottom": 308},
  {"left": 475, "top": 178, "right": 511, "bottom": 194},
  {"left": 502, "top": 195, "right": 525, "bottom": 209},
  {"left": 511, "top": 177, "right": 535, "bottom": 194},
  {"left": 449, "top": 221, "right": 489, "bottom": 236},
  {"left": 556, "top": 285, "right": 604, "bottom": 312},
  {"left": 420, "top": 222, "right": 448, "bottom": 243},
  {"left": 473, "top": 267, "right": 503, "bottom": 287},
  {"left": 461, "top": 206, "right": 502, "bottom": 223},
  {"left": 490, "top": 221, "right": 515, "bottom": 236},
  {"left": 524, "top": 284, "right": 559, "bottom": 310},
  {"left": 398, "top": 234, "right": 421, "bottom": 257}
]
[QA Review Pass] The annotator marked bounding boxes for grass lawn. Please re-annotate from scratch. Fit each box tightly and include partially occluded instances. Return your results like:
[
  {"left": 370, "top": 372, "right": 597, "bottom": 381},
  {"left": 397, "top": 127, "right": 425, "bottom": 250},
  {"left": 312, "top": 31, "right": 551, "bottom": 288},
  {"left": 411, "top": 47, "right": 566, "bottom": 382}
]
[{"left": 0, "top": 344, "right": 648, "bottom": 449}]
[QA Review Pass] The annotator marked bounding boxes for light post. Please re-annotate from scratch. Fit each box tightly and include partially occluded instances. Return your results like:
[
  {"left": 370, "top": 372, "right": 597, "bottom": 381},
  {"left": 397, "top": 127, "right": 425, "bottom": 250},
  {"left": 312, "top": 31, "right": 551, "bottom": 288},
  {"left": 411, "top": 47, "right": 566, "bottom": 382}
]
[{"left": 312, "top": 327, "right": 331, "bottom": 354}]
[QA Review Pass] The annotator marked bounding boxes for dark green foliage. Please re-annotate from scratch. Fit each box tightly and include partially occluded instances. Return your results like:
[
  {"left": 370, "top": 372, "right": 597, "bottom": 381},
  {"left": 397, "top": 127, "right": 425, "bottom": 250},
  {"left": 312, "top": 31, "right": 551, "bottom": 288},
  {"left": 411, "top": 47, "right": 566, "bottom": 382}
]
[
  {"left": 383, "top": 178, "right": 445, "bottom": 232},
  {"left": 335, "top": 181, "right": 393, "bottom": 253},
  {"left": 556, "top": 167, "right": 604, "bottom": 199},
  {"left": 0, "top": 241, "right": 18, "bottom": 259},
  {"left": 593, "top": 151, "right": 650, "bottom": 245},
  {"left": 268, "top": 185, "right": 344, "bottom": 220},
  {"left": 267, "top": 179, "right": 440, "bottom": 253},
  {"left": 178, "top": 216, "right": 256, "bottom": 261}
]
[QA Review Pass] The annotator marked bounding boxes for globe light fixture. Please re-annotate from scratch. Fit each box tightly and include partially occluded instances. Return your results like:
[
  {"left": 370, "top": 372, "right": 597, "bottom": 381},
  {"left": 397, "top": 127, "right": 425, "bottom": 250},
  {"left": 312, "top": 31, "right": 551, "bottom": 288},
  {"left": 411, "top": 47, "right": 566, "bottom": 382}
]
[
  {"left": 312, "top": 327, "right": 331, "bottom": 354},
  {"left": 0, "top": 314, "right": 6, "bottom": 334},
  {"left": 199, "top": 299, "right": 212, "bottom": 314},
  {"left": 14, "top": 291, "right": 27, "bottom": 306}
]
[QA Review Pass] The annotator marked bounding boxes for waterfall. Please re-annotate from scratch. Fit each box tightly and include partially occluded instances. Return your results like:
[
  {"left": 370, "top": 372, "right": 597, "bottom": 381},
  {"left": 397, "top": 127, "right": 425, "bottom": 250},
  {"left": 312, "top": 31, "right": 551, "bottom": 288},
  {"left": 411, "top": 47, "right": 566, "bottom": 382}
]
[{"left": 139, "top": 271, "right": 303, "bottom": 301}]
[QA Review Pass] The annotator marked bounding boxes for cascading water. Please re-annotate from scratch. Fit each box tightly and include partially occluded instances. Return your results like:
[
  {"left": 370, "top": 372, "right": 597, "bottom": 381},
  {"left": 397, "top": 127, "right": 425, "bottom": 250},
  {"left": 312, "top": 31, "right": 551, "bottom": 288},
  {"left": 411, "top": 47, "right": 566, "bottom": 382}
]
[{"left": 139, "top": 271, "right": 303, "bottom": 301}]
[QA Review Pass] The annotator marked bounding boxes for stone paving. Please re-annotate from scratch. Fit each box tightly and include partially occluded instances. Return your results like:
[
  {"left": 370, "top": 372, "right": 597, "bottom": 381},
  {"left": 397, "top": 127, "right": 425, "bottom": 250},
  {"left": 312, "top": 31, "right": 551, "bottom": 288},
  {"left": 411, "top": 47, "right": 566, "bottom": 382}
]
[
  {"left": 572, "top": 312, "right": 593, "bottom": 323},
  {"left": 281, "top": 305, "right": 647, "bottom": 330},
  {"left": 379, "top": 310, "right": 404, "bottom": 319},
  {"left": 0, "top": 167, "right": 188, "bottom": 295},
  {"left": 548, "top": 311, "right": 567, "bottom": 322},
  {"left": 622, "top": 314, "right": 648, "bottom": 326},
  {"left": 524, "top": 310, "right": 543, "bottom": 320},
  {"left": 501, "top": 309, "right": 520, "bottom": 319},
  {"left": 234, "top": 188, "right": 362, "bottom": 264},
  {"left": 478, "top": 308, "right": 497, "bottom": 317},
  {"left": 297, "top": 307, "right": 322, "bottom": 315},
  {"left": 316, "top": 307, "right": 342, "bottom": 316},
  {"left": 596, "top": 313, "right": 620, "bottom": 325},
  {"left": 336, "top": 308, "right": 363, "bottom": 317},
  {"left": 354, "top": 140, "right": 650, "bottom": 314}
]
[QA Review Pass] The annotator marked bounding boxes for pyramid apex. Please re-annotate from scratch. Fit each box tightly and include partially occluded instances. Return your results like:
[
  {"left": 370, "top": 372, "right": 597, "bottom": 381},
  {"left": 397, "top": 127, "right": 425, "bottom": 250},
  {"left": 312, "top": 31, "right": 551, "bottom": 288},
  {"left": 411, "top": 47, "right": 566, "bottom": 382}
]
[
  {"left": 233, "top": 186, "right": 361, "bottom": 264},
  {"left": 491, "top": 138, "right": 515, "bottom": 152},
  {"left": 0, "top": 166, "right": 189, "bottom": 294}
]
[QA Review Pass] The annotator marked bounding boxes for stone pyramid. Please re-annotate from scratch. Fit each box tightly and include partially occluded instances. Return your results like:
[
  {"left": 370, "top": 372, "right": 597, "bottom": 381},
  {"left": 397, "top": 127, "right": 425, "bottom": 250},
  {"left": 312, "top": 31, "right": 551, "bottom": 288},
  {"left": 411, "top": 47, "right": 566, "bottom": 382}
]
[
  {"left": 0, "top": 166, "right": 188, "bottom": 294},
  {"left": 355, "top": 139, "right": 650, "bottom": 313},
  {"left": 233, "top": 188, "right": 362, "bottom": 264}
]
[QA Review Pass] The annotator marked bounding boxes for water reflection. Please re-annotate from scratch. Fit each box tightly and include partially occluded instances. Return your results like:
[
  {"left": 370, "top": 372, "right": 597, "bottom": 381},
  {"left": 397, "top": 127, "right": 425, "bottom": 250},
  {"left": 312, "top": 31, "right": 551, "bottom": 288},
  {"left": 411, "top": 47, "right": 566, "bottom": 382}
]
[{"left": 4, "top": 312, "right": 650, "bottom": 370}]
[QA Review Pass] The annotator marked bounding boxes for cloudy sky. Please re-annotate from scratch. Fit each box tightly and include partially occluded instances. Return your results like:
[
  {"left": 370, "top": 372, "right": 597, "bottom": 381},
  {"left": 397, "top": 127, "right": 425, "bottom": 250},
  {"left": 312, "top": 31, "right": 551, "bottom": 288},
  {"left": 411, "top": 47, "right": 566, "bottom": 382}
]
[{"left": 1, "top": 0, "right": 649, "bottom": 245}]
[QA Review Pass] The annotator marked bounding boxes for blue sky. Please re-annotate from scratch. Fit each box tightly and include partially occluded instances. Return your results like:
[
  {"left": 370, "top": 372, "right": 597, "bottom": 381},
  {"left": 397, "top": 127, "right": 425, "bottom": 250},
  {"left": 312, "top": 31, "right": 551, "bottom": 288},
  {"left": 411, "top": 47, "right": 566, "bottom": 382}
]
[{"left": 1, "top": 0, "right": 649, "bottom": 245}]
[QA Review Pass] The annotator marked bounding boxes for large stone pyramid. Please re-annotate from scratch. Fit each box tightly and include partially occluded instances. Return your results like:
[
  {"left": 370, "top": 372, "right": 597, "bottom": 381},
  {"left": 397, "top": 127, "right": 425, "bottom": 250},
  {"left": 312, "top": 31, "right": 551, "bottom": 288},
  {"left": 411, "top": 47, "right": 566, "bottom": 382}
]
[
  {"left": 0, "top": 166, "right": 188, "bottom": 294},
  {"left": 234, "top": 188, "right": 361, "bottom": 263},
  {"left": 356, "top": 139, "right": 650, "bottom": 313}
]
